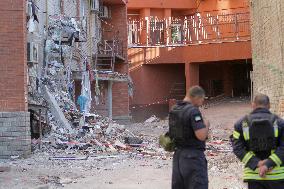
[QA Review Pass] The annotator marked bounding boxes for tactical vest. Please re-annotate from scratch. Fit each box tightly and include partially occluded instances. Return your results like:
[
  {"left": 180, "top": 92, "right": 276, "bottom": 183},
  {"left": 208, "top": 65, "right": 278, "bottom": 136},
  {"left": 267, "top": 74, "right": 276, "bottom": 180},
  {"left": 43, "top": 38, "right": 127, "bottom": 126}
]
[
  {"left": 169, "top": 104, "right": 194, "bottom": 146},
  {"left": 241, "top": 114, "right": 284, "bottom": 181}
]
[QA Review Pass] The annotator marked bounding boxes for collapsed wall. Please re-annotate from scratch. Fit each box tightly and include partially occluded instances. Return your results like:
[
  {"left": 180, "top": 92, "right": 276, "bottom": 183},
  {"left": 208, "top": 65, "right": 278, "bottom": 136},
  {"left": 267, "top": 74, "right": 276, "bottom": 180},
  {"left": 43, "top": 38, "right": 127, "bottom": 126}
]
[{"left": 251, "top": 0, "right": 284, "bottom": 116}]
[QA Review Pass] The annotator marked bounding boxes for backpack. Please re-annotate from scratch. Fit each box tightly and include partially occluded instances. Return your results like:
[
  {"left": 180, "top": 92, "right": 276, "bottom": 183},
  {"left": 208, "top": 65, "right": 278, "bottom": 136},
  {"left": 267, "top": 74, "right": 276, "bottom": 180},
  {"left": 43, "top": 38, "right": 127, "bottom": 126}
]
[
  {"left": 243, "top": 114, "right": 278, "bottom": 152},
  {"left": 169, "top": 103, "right": 193, "bottom": 145}
]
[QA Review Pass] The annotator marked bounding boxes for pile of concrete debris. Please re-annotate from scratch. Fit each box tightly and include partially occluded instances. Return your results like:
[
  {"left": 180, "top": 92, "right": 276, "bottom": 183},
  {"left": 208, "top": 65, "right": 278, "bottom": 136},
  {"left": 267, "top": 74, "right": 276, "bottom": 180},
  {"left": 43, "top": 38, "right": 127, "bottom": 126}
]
[
  {"left": 39, "top": 67, "right": 165, "bottom": 159},
  {"left": 34, "top": 112, "right": 167, "bottom": 160}
]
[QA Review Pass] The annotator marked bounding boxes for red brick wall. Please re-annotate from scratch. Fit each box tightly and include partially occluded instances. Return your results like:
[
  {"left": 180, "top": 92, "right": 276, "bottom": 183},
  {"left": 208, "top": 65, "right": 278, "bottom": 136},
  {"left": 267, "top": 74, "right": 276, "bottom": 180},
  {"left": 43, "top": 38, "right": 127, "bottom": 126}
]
[
  {"left": 107, "top": 4, "right": 129, "bottom": 117},
  {"left": 0, "top": 0, "right": 27, "bottom": 112},
  {"left": 130, "top": 64, "right": 185, "bottom": 105}
]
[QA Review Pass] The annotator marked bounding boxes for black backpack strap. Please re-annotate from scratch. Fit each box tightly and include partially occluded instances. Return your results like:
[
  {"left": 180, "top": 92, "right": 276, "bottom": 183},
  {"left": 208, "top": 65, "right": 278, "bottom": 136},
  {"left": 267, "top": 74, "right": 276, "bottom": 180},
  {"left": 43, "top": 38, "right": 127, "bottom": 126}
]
[
  {"left": 182, "top": 104, "right": 195, "bottom": 122},
  {"left": 184, "top": 104, "right": 194, "bottom": 113},
  {"left": 246, "top": 114, "right": 253, "bottom": 127}
]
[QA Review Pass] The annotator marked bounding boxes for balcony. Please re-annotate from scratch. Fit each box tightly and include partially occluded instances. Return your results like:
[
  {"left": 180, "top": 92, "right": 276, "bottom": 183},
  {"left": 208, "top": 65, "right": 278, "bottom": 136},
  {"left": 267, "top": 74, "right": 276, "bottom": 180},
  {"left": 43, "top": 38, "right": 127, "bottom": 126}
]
[
  {"left": 128, "top": 12, "right": 250, "bottom": 47},
  {"left": 97, "top": 40, "right": 124, "bottom": 61},
  {"left": 94, "top": 39, "right": 124, "bottom": 72}
]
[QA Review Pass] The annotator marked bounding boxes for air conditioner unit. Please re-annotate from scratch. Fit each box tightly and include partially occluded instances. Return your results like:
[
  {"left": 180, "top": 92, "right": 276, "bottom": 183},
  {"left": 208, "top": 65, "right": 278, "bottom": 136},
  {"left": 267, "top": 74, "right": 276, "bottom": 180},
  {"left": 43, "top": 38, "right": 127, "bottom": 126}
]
[
  {"left": 100, "top": 6, "right": 111, "bottom": 19},
  {"left": 27, "top": 42, "right": 39, "bottom": 63},
  {"left": 90, "top": 0, "right": 100, "bottom": 12}
]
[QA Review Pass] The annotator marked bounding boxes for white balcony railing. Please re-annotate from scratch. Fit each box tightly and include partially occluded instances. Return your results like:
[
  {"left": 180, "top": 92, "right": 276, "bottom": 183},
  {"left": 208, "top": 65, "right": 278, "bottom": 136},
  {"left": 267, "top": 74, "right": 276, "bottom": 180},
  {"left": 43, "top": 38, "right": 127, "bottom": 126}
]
[{"left": 128, "top": 12, "right": 250, "bottom": 46}]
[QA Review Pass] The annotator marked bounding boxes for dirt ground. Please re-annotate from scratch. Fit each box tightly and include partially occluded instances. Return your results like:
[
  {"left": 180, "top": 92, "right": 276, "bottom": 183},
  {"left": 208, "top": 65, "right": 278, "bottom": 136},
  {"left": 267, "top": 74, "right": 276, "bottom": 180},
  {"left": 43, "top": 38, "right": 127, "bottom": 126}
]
[{"left": 0, "top": 99, "right": 251, "bottom": 189}]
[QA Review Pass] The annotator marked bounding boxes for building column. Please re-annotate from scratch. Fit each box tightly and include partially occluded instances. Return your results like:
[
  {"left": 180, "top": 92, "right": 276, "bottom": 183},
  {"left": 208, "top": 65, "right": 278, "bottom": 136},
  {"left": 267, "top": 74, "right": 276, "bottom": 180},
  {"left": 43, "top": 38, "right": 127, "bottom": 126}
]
[
  {"left": 0, "top": 0, "right": 31, "bottom": 159},
  {"left": 140, "top": 8, "right": 150, "bottom": 45},
  {"left": 185, "top": 63, "right": 199, "bottom": 90},
  {"left": 223, "top": 64, "right": 233, "bottom": 97}
]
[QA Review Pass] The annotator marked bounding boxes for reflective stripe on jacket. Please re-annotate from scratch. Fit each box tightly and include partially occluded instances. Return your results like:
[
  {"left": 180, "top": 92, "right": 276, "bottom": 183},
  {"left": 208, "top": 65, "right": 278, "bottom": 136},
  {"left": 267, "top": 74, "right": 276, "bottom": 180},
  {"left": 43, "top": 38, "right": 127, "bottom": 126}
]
[{"left": 244, "top": 166, "right": 284, "bottom": 181}]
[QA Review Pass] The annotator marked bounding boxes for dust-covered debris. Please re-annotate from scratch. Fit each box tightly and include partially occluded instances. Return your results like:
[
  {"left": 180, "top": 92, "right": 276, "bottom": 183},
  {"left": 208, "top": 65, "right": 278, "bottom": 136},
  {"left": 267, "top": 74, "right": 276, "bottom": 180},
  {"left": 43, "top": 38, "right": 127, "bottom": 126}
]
[{"left": 145, "top": 115, "right": 160, "bottom": 123}]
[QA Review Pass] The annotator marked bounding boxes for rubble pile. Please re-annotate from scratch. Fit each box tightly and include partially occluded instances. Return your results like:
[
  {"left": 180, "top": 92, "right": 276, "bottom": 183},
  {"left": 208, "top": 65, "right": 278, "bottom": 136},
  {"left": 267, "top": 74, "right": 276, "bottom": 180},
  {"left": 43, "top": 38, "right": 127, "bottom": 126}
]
[
  {"left": 47, "top": 15, "right": 84, "bottom": 45},
  {"left": 45, "top": 62, "right": 76, "bottom": 107},
  {"left": 39, "top": 113, "right": 168, "bottom": 160}
]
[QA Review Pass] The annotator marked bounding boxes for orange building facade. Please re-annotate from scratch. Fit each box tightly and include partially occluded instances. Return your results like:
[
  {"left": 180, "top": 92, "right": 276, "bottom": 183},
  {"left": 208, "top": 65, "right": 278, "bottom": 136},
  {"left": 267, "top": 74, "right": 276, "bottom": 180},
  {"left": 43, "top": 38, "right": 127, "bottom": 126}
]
[{"left": 127, "top": 0, "right": 252, "bottom": 120}]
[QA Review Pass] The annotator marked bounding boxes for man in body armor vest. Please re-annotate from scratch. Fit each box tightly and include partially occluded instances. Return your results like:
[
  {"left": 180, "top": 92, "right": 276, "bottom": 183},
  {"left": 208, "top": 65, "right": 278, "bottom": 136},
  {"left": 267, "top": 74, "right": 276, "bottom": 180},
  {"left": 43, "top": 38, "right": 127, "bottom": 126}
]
[
  {"left": 170, "top": 86, "right": 210, "bottom": 189},
  {"left": 232, "top": 94, "right": 284, "bottom": 189}
]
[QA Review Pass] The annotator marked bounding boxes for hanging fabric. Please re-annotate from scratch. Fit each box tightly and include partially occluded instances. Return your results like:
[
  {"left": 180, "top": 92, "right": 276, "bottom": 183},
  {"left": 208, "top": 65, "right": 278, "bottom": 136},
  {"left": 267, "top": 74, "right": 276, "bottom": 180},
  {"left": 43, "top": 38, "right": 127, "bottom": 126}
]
[{"left": 78, "top": 58, "right": 92, "bottom": 113}]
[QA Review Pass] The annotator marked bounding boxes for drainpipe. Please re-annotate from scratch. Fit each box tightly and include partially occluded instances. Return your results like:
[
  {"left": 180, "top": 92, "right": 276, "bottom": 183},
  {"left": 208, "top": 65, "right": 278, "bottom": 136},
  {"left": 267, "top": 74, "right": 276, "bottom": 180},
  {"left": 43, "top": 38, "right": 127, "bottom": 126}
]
[{"left": 88, "top": 0, "right": 93, "bottom": 64}]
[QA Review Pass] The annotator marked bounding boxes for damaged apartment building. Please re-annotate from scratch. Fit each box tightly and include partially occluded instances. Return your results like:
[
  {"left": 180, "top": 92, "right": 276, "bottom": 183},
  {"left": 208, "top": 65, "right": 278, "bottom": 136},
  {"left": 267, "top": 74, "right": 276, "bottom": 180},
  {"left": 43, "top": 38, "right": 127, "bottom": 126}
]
[
  {"left": 128, "top": 0, "right": 252, "bottom": 120},
  {"left": 0, "top": 0, "right": 129, "bottom": 158}
]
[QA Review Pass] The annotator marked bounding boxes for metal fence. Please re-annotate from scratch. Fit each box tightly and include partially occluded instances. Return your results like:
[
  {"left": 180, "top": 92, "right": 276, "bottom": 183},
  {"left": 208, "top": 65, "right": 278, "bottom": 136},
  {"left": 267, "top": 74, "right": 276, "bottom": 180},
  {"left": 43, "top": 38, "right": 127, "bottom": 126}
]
[
  {"left": 128, "top": 12, "right": 250, "bottom": 46},
  {"left": 98, "top": 40, "right": 124, "bottom": 58}
]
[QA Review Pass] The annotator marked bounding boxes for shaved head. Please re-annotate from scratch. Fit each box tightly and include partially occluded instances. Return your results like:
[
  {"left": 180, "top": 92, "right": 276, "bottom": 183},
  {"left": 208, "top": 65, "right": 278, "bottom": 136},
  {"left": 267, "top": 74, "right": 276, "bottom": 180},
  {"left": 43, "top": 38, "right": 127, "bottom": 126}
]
[
  {"left": 187, "top": 86, "right": 205, "bottom": 98},
  {"left": 253, "top": 94, "right": 270, "bottom": 109},
  {"left": 184, "top": 86, "right": 205, "bottom": 107}
]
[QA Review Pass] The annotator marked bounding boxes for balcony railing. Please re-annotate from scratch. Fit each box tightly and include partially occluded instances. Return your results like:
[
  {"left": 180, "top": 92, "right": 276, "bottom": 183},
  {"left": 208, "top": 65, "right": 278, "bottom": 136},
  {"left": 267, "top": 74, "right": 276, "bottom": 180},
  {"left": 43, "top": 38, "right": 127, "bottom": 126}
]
[
  {"left": 98, "top": 39, "right": 124, "bottom": 59},
  {"left": 128, "top": 12, "right": 250, "bottom": 47}
]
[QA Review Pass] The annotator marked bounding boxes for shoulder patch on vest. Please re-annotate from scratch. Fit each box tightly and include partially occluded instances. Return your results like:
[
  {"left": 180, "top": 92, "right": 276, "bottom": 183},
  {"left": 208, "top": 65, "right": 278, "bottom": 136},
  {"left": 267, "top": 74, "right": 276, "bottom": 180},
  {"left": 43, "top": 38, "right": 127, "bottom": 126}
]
[{"left": 194, "top": 115, "right": 202, "bottom": 122}]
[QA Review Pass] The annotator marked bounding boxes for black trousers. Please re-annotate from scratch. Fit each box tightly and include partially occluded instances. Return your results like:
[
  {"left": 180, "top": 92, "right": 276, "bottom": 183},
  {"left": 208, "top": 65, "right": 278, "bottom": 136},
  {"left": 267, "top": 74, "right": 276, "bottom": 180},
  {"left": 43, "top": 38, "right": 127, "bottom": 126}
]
[
  {"left": 248, "top": 181, "right": 284, "bottom": 189},
  {"left": 172, "top": 148, "right": 208, "bottom": 189}
]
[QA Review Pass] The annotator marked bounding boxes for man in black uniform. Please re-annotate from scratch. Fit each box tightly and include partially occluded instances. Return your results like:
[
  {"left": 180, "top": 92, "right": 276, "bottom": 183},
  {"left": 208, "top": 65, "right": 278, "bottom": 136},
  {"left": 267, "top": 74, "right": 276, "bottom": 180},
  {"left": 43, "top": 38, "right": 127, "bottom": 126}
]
[
  {"left": 169, "top": 86, "right": 210, "bottom": 189},
  {"left": 232, "top": 94, "right": 284, "bottom": 189}
]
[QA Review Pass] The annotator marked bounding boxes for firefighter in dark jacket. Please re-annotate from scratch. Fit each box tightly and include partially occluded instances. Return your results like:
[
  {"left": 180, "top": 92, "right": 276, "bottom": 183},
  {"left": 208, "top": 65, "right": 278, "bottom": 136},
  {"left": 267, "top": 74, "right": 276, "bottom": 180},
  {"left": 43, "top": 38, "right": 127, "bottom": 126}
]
[
  {"left": 232, "top": 94, "right": 284, "bottom": 189},
  {"left": 168, "top": 86, "right": 210, "bottom": 189}
]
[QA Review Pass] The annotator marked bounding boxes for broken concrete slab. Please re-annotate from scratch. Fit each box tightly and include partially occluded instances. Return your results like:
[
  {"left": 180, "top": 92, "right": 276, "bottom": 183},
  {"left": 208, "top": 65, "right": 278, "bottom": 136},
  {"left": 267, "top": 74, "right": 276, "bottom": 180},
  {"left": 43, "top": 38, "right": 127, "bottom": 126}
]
[
  {"left": 43, "top": 86, "right": 72, "bottom": 132},
  {"left": 145, "top": 115, "right": 160, "bottom": 123}
]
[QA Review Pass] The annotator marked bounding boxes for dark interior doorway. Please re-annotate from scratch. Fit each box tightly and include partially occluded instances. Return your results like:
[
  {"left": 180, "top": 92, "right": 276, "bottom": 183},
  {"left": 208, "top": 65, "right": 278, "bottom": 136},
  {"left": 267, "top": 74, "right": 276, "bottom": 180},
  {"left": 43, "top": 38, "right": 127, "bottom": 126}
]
[
  {"left": 199, "top": 59, "right": 252, "bottom": 97},
  {"left": 232, "top": 61, "right": 252, "bottom": 97}
]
